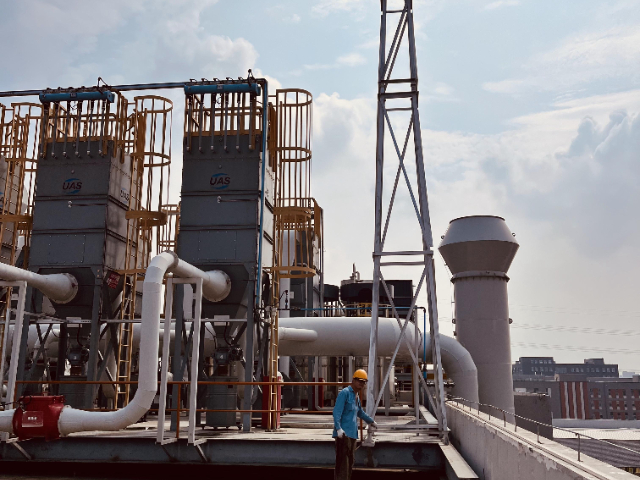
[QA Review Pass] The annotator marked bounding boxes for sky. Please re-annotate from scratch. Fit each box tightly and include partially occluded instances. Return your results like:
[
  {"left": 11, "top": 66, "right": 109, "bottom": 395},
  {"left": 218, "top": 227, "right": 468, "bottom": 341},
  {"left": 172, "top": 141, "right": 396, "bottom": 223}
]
[{"left": 0, "top": 0, "right": 639, "bottom": 371}]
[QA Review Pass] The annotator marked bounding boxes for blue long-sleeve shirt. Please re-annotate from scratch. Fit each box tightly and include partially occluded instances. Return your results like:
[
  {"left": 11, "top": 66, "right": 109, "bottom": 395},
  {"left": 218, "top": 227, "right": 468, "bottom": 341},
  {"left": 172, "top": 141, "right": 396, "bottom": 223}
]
[{"left": 332, "top": 386, "right": 374, "bottom": 439}]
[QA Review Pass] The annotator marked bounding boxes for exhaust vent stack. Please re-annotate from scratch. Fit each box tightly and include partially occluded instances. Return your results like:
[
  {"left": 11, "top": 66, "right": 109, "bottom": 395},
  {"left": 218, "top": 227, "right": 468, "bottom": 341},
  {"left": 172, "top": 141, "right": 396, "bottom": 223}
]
[{"left": 439, "top": 215, "right": 519, "bottom": 416}]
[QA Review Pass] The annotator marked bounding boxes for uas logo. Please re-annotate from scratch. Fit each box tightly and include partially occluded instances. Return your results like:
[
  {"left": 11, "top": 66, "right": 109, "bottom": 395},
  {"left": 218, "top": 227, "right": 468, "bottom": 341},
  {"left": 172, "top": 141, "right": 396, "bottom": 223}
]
[
  {"left": 210, "top": 173, "right": 231, "bottom": 190},
  {"left": 63, "top": 178, "right": 82, "bottom": 195}
]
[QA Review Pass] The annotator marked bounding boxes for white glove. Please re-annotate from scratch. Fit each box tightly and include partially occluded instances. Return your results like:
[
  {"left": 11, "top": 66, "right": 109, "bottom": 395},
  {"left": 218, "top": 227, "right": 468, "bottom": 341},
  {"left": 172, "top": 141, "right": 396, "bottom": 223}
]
[
  {"left": 337, "top": 428, "right": 345, "bottom": 438},
  {"left": 369, "top": 421, "right": 378, "bottom": 430}
]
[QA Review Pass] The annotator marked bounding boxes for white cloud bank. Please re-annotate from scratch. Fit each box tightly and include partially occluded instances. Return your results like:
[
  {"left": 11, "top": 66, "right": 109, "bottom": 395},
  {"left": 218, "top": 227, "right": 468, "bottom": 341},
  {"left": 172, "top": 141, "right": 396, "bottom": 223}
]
[
  {"left": 484, "top": 0, "right": 520, "bottom": 10},
  {"left": 311, "top": 88, "right": 640, "bottom": 368},
  {"left": 484, "top": 26, "right": 640, "bottom": 95}
]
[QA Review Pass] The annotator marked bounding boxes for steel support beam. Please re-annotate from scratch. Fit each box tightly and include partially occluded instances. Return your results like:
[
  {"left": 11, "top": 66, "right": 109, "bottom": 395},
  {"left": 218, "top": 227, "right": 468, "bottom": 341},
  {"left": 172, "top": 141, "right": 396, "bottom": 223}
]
[{"left": 366, "top": 0, "right": 448, "bottom": 443}]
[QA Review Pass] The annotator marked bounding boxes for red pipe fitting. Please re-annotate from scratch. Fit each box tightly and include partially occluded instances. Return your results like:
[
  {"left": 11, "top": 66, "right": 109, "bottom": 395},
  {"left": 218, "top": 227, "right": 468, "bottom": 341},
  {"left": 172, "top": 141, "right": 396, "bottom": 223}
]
[{"left": 12, "top": 395, "right": 65, "bottom": 441}]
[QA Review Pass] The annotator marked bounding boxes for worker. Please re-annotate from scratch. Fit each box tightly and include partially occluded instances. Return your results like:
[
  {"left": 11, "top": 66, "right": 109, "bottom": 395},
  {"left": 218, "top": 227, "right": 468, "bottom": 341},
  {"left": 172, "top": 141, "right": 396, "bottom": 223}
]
[{"left": 333, "top": 369, "right": 378, "bottom": 480}]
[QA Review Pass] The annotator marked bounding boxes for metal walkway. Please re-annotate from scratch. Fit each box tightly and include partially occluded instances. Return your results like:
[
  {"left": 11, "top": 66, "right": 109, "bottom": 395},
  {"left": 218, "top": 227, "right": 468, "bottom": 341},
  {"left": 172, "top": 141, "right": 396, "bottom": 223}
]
[{"left": 0, "top": 413, "right": 475, "bottom": 479}]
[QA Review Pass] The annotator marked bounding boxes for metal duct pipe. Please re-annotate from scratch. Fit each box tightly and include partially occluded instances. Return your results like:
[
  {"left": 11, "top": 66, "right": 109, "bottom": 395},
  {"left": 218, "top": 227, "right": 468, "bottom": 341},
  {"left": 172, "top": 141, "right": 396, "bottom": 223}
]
[
  {"left": 439, "top": 215, "right": 519, "bottom": 415},
  {"left": 0, "top": 264, "right": 77, "bottom": 304},
  {"left": 0, "top": 251, "right": 230, "bottom": 437},
  {"left": 278, "top": 317, "right": 478, "bottom": 403},
  {"left": 278, "top": 327, "right": 318, "bottom": 343},
  {"left": 0, "top": 409, "right": 12, "bottom": 435}
]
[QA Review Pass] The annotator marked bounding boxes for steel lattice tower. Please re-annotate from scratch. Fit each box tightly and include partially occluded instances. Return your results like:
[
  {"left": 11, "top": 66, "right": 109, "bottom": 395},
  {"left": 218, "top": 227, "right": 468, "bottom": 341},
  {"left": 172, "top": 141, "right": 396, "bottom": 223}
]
[{"left": 365, "top": 0, "right": 448, "bottom": 442}]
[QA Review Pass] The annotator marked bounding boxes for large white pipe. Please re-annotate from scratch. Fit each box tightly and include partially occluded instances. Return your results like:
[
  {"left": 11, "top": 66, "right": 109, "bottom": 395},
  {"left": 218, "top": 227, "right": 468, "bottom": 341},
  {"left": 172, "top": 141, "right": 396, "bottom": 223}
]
[
  {"left": 56, "top": 252, "right": 230, "bottom": 435},
  {"left": 0, "top": 409, "right": 12, "bottom": 435},
  {"left": 278, "top": 317, "right": 478, "bottom": 403},
  {"left": 0, "top": 251, "right": 231, "bottom": 437},
  {"left": 0, "top": 263, "right": 77, "bottom": 304}
]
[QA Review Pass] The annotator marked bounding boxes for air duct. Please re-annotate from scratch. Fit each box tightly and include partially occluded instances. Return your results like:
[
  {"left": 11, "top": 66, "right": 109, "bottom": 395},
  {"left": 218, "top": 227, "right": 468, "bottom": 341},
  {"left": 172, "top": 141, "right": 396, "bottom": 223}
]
[
  {"left": 278, "top": 316, "right": 478, "bottom": 403},
  {"left": 439, "top": 215, "right": 519, "bottom": 415},
  {"left": 0, "top": 251, "right": 230, "bottom": 438},
  {"left": 0, "top": 263, "right": 78, "bottom": 304}
]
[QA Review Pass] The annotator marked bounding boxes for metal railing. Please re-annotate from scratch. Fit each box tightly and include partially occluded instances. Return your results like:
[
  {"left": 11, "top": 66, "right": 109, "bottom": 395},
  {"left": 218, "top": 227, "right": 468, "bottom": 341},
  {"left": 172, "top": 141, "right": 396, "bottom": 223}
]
[{"left": 446, "top": 397, "right": 640, "bottom": 464}]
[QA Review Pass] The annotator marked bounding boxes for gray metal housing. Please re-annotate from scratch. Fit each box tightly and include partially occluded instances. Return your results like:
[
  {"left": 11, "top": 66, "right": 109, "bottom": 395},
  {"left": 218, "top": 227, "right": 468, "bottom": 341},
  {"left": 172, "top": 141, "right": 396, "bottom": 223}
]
[
  {"left": 29, "top": 140, "right": 130, "bottom": 318},
  {"left": 177, "top": 134, "right": 274, "bottom": 320}
]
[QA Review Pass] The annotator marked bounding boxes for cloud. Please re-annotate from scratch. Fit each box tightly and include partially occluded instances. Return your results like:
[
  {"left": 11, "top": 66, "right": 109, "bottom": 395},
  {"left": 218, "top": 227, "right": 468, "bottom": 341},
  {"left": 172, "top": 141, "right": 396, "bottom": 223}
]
[
  {"left": 311, "top": 0, "right": 372, "bottom": 18},
  {"left": 484, "top": 26, "right": 640, "bottom": 95},
  {"left": 310, "top": 88, "right": 640, "bottom": 303},
  {"left": 0, "top": 0, "right": 262, "bottom": 89},
  {"left": 484, "top": 0, "right": 520, "bottom": 10},
  {"left": 283, "top": 13, "right": 301, "bottom": 23},
  {"left": 304, "top": 52, "right": 369, "bottom": 71},
  {"left": 336, "top": 53, "right": 367, "bottom": 67}
]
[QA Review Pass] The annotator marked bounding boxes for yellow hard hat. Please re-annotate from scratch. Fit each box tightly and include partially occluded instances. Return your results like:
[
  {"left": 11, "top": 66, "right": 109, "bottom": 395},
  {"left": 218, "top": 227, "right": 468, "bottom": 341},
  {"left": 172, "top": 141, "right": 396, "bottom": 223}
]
[{"left": 353, "top": 369, "right": 368, "bottom": 381}]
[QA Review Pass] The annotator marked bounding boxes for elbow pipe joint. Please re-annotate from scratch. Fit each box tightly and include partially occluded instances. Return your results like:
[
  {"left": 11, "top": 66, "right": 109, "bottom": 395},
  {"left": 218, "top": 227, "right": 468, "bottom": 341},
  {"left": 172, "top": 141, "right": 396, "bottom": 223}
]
[
  {"left": 0, "top": 263, "right": 78, "bottom": 304},
  {"left": 45, "top": 273, "right": 79, "bottom": 304},
  {"left": 202, "top": 269, "right": 231, "bottom": 303}
]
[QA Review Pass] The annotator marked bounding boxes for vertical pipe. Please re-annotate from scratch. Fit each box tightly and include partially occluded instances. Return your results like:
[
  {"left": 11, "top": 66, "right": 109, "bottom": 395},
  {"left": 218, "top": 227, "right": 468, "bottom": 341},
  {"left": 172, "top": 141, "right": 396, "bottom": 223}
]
[
  {"left": 85, "top": 281, "right": 103, "bottom": 408},
  {"left": 170, "top": 285, "right": 185, "bottom": 431},
  {"left": 423, "top": 308, "right": 427, "bottom": 363},
  {"left": 210, "top": 93, "right": 216, "bottom": 153},
  {"left": 157, "top": 279, "right": 174, "bottom": 443},
  {"left": 62, "top": 101, "right": 70, "bottom": 158},
  {"left": 0, "top": 298, "right": 11, "bottom": 399},
  {"left": 0, "top": 281, "right": 26, "bottom": 442},
  {"left": 98, "top": 101, "right": 107, "bottom": 156},
  {"left": 236, "top": 92, "right": 242, "bottom": 152},
  {"left": 242, "top": 282, "right": 255, "bottom": 432},
  {"left": 86, "top": 100, "right": 94, "bottom": 156},
  {"left": 255, "top": 82, "right": 268, "bottom": 307},
  {"left": 243, "top": 81, "right": 269, "bottom": 432},
  {"left": 186, "top": 95, "right": 193, "bottom": 153},
  {"left": 51, "top": 103, "right": 59, "bottom": 158},
  {"left": 197, "top": 94, "right": 204, "bottom": 153},
  {"left": 383, "top": 358, "right": 391, "bottom": 416},
  {"left": 56, "top": 323, "right": 68, "bottom": 394},
  {"left": 223, "top": 94, "right": 228, "bottom": 152},
  {"left": 75, "top": 101, "right": 83, "bottom": 157},
  {"left": 188, "top": 278, "right": 203, "bottom": 444},
  {"left": 38, "top": 103, "right": 50, "bottom": 159},
  {"left": 414, "top": 316, "right": 419, "bottom": 425},
  {"left": 248, "top": 94, "right": 255, "bottom": 151},
  {"left": 15, "top": 287, "right": 36, "bottom": 399}
]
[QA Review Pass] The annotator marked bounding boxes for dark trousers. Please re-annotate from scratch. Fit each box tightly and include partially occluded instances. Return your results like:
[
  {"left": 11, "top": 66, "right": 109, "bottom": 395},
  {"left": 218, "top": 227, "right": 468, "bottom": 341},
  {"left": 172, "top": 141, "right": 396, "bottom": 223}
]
[{"left": 334, "top": 436, "right": 357, "bottom": 480}]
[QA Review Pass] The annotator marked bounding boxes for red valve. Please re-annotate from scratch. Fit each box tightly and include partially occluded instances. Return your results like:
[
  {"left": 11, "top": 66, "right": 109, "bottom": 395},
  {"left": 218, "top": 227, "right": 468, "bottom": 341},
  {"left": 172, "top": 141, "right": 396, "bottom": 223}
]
[{"left": 12, "top": 395, "right": 65, "bottom": 441}]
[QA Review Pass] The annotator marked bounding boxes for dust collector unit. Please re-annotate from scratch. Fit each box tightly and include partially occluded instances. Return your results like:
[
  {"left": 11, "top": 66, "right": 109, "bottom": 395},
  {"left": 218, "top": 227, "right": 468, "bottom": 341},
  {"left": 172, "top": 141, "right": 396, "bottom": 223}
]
[{"left": 438, "top": 215, "right": 518, "bottom": 415}]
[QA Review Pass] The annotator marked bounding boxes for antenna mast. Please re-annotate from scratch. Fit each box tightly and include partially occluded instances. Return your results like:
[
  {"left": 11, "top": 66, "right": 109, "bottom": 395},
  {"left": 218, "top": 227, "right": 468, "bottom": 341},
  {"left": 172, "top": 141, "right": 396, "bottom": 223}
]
[{"left": 366, "top": 0, "right": 448, "bottom": 442}]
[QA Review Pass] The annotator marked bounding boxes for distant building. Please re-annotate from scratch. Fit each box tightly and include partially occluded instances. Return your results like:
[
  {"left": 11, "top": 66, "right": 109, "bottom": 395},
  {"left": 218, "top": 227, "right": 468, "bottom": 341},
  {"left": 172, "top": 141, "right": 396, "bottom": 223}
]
[
  {"left": 512, "top": 357, "right": 555, "bottom": 376},
  {"left": 512, "top": 357, "right": 618, "bottom": 379},
  {"left": 587, "top": 377, "right": 640, "bottom": 420},
  {"left": 513, "top": 357, "right": 640, "bottom": 420}
]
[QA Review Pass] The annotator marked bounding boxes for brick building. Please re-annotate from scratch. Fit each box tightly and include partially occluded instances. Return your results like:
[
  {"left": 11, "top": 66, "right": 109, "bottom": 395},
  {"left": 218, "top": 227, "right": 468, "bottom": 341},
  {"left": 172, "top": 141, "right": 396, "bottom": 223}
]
[
  {"left": 512, "top": 357, "right": 640, "bottom": 421},
  {"left": 588, "top": 378, "right": 640, "bottom": 420}
]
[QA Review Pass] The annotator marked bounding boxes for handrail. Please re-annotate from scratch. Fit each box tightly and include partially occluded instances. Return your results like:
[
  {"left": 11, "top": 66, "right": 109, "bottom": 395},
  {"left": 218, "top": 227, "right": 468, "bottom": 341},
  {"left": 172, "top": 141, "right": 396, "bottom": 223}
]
[{"left": 446, "top": 397, "right": 640, "bottom": 464}]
